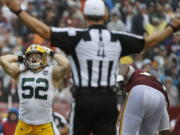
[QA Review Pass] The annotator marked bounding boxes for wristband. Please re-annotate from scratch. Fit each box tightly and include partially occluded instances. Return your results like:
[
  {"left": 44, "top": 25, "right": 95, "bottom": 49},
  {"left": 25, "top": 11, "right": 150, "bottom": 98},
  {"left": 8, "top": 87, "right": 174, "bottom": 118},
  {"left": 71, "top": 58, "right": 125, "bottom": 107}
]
[
  {"left": 168, "top": 23, "right": 178, "bottom": 33},
  {"left": 14, "top": 9, "right": 23, "bottom": 16},
  {"left": 49, "top": 51, "right": 55, "bottom": 57}
]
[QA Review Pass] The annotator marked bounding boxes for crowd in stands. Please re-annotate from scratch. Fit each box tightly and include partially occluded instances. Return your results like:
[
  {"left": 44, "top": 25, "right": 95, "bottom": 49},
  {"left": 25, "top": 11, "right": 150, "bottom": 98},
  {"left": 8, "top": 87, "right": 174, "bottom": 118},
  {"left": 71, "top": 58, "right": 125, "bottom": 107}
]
[{"left": 0, "top": 0, "right": 180, "bottom": 134}]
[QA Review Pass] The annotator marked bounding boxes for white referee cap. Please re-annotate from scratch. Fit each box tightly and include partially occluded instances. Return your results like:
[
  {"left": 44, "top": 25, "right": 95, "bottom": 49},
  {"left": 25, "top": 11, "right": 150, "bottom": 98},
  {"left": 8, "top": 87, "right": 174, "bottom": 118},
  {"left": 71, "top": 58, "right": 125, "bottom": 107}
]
[{"left": 83, "top": 0, "right": 105, "bottom": 16}]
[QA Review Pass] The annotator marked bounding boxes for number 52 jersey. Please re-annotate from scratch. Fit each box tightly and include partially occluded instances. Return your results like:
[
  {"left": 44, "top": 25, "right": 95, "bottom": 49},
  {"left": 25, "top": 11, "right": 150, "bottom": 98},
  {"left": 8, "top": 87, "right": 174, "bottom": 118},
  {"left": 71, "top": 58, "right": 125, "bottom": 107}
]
[{"left": 17, "top": 65, "right": 57, "bottom": 125}]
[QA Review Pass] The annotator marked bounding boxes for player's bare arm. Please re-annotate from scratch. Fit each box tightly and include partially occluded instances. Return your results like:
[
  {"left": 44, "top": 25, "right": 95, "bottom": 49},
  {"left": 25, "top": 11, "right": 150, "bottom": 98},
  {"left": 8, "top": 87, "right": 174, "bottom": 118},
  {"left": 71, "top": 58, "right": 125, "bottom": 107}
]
[
  {"left": 3, "top": 0, "right": 50, "bottom": 40},
  {"left": 42, "top": 47, "right": 70, "bottom": 88},
  {"left": 0, "top": 55, "right": 20, "bottom": 79},
  {"left": 52, "top": 53, "right": 70, "bottom": 89}
]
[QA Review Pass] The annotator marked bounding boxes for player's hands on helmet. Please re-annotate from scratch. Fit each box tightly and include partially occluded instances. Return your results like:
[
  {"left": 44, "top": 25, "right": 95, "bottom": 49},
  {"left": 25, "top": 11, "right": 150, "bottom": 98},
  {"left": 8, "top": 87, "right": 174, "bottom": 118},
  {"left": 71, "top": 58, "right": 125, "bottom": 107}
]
[
  {"left": 18, "top": 55, "right": 29, "bottom": 69},
  {"left": 17, "top": 55, "right": 26, "bottom": 63},
  {"left": 43, "top": 47, "right": 55, "bottom": 57}
]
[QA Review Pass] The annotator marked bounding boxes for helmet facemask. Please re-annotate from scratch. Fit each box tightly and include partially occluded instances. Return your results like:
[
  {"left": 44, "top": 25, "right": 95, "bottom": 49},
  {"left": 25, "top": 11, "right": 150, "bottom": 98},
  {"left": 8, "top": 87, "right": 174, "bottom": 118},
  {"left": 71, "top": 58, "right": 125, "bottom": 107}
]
[{"left": 26, "top": 53, "right": 44, "bottom": 71}]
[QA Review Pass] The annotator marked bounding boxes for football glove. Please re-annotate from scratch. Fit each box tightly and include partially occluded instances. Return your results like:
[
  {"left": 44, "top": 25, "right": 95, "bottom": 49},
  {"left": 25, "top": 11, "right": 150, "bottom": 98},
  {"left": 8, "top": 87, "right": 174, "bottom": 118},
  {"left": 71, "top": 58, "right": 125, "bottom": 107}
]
[
  {"left": 116, "top": 81, "right": 125, "bottom": 95},
  {"left": 43, "top": 47, "right": 55, "bottom": 57},
  {"left": 17, "top": 55, "right": 26, "bottom": 63},
  {"left": 115, "top": 75, "right": 125, "bottom": 95}
]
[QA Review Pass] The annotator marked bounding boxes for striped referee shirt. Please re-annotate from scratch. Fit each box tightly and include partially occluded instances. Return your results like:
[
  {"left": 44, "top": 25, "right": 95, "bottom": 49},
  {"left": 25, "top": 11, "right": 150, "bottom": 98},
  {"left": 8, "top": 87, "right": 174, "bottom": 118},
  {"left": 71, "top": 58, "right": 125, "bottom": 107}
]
[{"left": 51, "top": 25, "right": 145, "bottom": 87}]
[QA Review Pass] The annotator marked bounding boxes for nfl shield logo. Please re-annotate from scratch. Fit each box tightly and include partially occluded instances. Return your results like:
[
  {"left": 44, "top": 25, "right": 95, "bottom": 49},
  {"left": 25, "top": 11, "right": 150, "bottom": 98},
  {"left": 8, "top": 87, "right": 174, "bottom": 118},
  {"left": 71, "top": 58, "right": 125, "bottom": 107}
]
[{"left": 43, "top": 70, "right": 48, "bottom": 75}]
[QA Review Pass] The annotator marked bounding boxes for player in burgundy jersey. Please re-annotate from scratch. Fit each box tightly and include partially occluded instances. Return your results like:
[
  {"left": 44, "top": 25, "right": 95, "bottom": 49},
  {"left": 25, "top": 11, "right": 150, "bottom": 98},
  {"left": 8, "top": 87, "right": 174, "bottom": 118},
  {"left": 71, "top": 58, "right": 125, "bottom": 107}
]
[{"left": 116, "top": 64, "right": 170, "bottom": 135}]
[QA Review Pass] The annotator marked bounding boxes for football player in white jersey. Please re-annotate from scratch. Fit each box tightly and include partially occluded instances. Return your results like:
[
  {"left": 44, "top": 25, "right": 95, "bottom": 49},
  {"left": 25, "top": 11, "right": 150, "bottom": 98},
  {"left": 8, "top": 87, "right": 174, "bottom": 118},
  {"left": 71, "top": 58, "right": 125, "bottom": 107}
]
[{"left": 0, "top": 44, "right": 70, "bottom": 135}]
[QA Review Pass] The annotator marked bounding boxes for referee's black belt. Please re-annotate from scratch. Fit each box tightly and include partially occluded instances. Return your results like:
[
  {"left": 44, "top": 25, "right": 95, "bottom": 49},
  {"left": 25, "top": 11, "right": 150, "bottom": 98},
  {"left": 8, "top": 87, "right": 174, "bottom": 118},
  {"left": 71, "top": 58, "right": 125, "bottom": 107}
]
[{"left": 71, "top": 86, "right": 115, "bottom": 95}]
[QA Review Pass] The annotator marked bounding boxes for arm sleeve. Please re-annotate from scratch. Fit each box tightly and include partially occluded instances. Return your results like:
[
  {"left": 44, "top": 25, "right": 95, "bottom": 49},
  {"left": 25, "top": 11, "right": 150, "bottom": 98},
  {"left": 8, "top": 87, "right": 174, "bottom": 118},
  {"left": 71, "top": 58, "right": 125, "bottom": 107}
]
[
  {"left": 117, "top": 32, "right": 145, "bottom": 57},
  {"left": 50, "top": 27, "right": 82, "bottom": 55}
]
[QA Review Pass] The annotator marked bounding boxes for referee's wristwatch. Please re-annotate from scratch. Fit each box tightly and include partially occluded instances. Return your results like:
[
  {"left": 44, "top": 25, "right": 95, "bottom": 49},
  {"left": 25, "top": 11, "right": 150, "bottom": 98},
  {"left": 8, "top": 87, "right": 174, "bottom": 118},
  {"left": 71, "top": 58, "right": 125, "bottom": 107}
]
[{"left": 13, "top": 9, "right": 23, "bottom": 16}]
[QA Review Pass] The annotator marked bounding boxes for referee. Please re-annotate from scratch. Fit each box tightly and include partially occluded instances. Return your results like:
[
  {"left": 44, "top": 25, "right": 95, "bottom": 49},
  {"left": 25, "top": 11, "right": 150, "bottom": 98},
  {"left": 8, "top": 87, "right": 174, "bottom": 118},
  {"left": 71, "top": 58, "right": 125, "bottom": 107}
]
[{"left": 4, "top": 0, "right": 180, "bottom": 135}]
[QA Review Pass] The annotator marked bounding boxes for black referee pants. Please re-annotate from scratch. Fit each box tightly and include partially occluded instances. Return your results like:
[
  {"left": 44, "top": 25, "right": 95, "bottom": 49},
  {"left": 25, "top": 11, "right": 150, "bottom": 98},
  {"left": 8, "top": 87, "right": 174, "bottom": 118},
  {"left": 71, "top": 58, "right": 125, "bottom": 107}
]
[{"left": 70, "top": 87, "right": 118, "bottom": 135}]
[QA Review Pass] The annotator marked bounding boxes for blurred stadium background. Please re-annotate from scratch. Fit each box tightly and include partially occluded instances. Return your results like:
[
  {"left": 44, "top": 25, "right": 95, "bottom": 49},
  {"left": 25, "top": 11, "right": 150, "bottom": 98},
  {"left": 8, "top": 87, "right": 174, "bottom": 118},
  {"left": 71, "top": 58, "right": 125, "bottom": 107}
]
[{"left": 0, "top": 0, "right": 180, "bottom": 134}]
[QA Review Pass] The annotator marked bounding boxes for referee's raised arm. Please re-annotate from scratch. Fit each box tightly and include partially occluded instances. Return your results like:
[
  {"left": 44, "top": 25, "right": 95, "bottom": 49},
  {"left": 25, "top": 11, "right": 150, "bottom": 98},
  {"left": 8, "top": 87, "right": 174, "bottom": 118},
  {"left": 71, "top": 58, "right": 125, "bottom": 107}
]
[
  {"left": 3, "top": 0, "right": 51, "bottom": 40},
  {"left": 144, "top": 17, "right": 180, "bottom": 49}
]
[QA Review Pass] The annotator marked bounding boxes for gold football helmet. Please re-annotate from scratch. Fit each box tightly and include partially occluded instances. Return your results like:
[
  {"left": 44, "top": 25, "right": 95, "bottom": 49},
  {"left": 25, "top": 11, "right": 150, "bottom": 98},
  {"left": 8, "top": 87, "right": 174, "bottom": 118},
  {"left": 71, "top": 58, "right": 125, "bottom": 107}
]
[{"left": 25, "top": 44, "right": 47, "bottom": 71}]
